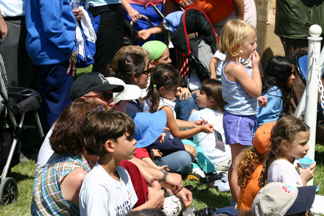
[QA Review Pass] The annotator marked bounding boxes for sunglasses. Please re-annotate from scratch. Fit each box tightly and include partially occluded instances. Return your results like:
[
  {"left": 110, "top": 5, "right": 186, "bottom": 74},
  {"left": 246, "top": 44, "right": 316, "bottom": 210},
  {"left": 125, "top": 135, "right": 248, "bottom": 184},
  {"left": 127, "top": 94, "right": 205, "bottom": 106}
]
[
  {"left": 141, "top": 69, "right": 151, "bottom": 76},
  {"left": 84, "top": 92, "right": 113, "bottom": 102}
]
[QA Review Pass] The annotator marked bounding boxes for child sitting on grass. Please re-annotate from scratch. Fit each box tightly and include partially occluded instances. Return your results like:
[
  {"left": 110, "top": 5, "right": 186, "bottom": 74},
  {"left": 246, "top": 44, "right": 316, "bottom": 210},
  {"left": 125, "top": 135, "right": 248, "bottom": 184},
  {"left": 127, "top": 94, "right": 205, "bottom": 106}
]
[{"left": 79, "top": 110, "right": 164, "bottom": 216}]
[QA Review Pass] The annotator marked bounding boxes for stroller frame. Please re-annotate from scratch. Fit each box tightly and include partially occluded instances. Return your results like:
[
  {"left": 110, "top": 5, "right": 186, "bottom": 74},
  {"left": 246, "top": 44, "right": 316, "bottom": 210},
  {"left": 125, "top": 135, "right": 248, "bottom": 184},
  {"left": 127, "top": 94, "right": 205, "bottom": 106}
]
[{"left": 0, "top": 55, "right": 44, "bottom": 205}]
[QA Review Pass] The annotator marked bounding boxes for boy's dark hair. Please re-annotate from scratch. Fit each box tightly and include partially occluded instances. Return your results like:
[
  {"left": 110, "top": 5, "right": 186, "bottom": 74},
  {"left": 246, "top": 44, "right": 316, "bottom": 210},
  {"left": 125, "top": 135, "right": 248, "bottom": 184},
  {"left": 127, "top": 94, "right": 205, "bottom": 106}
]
[
  {"left": 200, "top": 79, "right": 227, "bottom": 112},
  {"left": 50, "top": 98, "right": 105, "bottom": 156},
  {"left": 145, "top": 63, "right": 182, "bottom": 112},
  {"left": 81, "top": 110, "right": 135, "bottom": 157},
  {"left": 259, "top": 115, "right": 309, "bottom": 186}
]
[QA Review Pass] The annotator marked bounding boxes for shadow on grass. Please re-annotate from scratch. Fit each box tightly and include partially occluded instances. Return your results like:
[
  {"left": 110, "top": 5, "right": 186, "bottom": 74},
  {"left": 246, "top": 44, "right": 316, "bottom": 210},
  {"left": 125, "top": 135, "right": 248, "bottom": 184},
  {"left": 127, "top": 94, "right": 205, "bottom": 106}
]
[
  {"left": 9, "top": 172, "right": 34, "bottom": 182},
  {"left": 185, "top": 180, "right": 232, "bottom": 208},
  {"left": 315, "top": 150, "right": 324, "bottom": 165}
]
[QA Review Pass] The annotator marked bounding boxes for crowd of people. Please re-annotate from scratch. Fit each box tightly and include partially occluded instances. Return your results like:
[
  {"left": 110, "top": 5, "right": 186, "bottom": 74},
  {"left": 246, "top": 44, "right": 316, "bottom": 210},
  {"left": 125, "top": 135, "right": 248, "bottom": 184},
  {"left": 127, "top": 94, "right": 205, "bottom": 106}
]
[{"left": 0, "top": 0, "right": 323, "bottom": 215}]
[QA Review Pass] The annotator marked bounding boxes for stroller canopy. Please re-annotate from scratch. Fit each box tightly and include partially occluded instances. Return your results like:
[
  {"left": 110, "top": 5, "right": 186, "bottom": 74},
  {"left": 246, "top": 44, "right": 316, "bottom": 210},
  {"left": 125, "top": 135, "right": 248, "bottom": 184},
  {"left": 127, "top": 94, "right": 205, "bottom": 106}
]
[{"left": 170, "top": 7, "right": 217, "bottom": 57}]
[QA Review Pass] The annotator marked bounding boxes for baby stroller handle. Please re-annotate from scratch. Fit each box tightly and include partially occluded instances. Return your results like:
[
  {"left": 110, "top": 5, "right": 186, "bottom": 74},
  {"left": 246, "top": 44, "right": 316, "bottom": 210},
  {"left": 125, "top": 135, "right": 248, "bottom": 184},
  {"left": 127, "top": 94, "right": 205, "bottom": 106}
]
[
  {"left": 144, "top": 1, "right": 164, "bottom": 19},
  {"left": 130, "top": 15, "right": 154, "bottom": 27}
]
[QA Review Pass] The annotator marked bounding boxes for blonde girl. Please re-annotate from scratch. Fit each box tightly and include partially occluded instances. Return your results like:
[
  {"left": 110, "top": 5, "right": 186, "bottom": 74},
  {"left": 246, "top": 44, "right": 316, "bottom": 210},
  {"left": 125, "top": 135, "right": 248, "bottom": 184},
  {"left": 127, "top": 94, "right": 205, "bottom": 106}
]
[
  {"left": 144, "top": 63, "right": 213, "bottom": 141},
  {"left": 218, "top": 19, "right": 267, "bottom": 203},
  {"left": 260, "top": 115, "right": 315, "bottom": 187}
]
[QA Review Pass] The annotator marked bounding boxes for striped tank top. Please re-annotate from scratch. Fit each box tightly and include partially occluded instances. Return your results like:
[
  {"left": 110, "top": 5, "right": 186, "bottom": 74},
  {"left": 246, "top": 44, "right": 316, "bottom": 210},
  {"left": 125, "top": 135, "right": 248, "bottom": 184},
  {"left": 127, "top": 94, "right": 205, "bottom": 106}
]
[{"left": 221, "top": 61, "right": 258, "bottom": 115}]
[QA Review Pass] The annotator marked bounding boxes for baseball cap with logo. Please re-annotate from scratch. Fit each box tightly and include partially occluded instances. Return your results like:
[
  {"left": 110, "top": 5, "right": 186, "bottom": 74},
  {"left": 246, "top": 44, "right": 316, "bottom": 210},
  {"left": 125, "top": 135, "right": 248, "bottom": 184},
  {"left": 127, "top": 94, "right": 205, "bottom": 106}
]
[
  {"left": 70, "top": 72, "right": 124, "bottom": 100},
  {"left": 251, "top": 182, "right": 316, "bottom": 216}
]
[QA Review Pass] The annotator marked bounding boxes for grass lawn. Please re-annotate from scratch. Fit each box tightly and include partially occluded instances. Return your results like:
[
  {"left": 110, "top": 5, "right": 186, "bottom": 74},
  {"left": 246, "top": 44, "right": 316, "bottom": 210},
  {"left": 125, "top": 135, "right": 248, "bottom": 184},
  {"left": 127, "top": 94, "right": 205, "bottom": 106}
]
[{"left": 0, "top": 144, "right": 324, "bottom": 215}]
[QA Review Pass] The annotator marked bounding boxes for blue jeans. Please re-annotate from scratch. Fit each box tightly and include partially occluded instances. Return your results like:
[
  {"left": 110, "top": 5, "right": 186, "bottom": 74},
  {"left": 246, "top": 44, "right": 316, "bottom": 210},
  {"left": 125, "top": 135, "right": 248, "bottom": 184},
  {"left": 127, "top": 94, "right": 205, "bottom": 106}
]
[
  {"left": 154, "top": 150, "right": 191, "bottom": 174},
  {"left": 173, "top": 96, "right": 198, "bottom": 121}
]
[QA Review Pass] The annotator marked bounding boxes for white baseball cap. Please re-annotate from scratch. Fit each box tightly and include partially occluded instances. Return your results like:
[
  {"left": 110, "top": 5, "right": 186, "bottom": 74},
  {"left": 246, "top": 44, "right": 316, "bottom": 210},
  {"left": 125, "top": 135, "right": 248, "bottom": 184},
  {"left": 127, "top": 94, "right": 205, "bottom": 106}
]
[
  {"left": 106, "top": 77, "right": 141, "bottom": 103},
  {"left": 251, "top": 182, "right": 316, "bottom": 216}
]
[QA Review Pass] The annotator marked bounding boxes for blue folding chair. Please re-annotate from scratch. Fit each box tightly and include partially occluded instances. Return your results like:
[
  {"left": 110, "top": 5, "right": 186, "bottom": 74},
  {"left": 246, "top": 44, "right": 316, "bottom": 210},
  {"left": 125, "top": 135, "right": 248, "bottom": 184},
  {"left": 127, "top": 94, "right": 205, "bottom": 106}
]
[{"left": 293, "top": 50, "right": 324, "bottom": 121}]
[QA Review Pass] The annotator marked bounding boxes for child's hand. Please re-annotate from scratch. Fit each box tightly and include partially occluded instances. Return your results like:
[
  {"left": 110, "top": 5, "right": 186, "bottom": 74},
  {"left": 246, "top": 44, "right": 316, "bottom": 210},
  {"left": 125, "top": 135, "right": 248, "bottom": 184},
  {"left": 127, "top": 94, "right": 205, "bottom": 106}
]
[
  {"left": 299, "top": 161, "right": 316, "bottom": 186},
  {"left": 210, "top": 74, "right": 217, "bottom": 80},
  {"left": 251, "top": 51, "right": 260, "bottom": 67},
  {"left": 157, "top": 165, "right": 170, "bottom": 171},
  {"left": 157, "top": 133, "right": 165, "bottom": 143},
  {"left": 179, "top": 87, "right": 192, "bottom": 101},
  {"left": 150, "top": 149, "right": 163, "bottom": 160},
  {"left": 175, "top": 187, "right": 193, "bottom": 208},
  {"left": 201, "top": 124, "right": 214, "bottom": 133},
  {"left": 194, "top": 119, "right": 207, "bottom": 126},
  {"left": 183, "top": 144, "right": 197, "bottom": 161},
  {"left": 147, "top": 187, "right": 165, "bottom": 209},
  {"left": 258, "top": 96, "right": 268, "bottom": 107}
]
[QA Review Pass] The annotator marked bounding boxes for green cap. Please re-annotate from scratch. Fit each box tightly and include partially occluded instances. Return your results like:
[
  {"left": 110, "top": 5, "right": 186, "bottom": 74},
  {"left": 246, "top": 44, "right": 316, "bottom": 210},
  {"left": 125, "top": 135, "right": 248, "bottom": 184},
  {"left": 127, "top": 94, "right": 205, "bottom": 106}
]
[{"left": 142, "top": 40, "right": 167, "bottom": 61}]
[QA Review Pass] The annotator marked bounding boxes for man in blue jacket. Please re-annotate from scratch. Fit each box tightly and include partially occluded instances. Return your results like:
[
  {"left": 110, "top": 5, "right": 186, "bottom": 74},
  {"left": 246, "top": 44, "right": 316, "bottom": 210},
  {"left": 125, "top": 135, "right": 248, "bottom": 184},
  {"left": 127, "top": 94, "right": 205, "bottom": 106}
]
[{"left": 25, "top": 0, "right": 78, "bottom": 133}]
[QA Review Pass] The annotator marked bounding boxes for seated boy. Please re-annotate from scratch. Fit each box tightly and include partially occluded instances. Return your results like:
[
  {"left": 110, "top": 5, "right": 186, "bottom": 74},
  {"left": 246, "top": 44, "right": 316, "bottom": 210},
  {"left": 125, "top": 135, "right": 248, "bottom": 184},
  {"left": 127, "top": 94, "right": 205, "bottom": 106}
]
[{"left": 79, "top": 110, "right": 164, "bottom": 216}]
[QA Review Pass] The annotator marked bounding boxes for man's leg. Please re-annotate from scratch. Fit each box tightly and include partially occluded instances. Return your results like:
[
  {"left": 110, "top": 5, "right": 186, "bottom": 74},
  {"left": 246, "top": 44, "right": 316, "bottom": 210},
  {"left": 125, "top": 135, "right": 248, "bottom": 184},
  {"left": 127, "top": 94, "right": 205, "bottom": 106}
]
[{"left": 39, "top": 61, "right": 73, "bottom": 133}]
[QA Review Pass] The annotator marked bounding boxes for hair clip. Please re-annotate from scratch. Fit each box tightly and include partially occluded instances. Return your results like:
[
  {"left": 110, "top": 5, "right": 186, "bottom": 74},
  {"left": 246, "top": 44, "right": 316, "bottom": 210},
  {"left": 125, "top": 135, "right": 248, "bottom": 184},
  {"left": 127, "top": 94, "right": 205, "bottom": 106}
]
[
  {"left": 94, "top": 105, "right": 104, "bottom": 112},
  {"left": 153, "top": 84, "right": 157, "bottom": 88}
]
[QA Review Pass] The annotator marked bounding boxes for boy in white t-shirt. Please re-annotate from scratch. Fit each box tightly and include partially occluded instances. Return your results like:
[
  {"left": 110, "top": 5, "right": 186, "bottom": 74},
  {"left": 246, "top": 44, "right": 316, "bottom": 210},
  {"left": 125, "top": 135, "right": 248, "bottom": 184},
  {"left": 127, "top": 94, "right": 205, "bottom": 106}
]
[{"left": 79, "top": 110, "right": 164, "bottom": 216}]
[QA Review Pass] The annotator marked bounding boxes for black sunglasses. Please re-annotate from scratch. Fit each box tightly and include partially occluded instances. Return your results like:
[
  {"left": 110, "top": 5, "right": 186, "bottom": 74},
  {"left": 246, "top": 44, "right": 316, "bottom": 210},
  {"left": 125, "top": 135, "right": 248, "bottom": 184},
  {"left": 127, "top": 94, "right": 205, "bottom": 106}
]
[
  {"left": 142, "top": 68, "right": 151, "bottom": 75},
  {"left": 84, "top": 92, "right": 113, "bottom": 102}
]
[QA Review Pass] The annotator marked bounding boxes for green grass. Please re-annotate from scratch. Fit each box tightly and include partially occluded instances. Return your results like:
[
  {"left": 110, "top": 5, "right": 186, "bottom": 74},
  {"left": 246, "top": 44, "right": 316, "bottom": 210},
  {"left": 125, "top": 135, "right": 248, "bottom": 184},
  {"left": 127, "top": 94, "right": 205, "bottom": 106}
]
[
  {"left": 1, "top": 145, "right": 324, "bottom": 215},
  {"left": 76, "top": 65, "right": 92, "bottom": 78}
]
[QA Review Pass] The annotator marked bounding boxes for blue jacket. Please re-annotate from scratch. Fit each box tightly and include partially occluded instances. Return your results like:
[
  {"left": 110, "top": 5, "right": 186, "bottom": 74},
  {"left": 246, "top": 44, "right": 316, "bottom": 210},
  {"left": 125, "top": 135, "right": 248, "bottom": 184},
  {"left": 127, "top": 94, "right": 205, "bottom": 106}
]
[
  {"left": 25, "top": 0, "right": 76, "bottom": 65},
  {"left": 256, "top": 86, "right": 283, "bottom": 128}
]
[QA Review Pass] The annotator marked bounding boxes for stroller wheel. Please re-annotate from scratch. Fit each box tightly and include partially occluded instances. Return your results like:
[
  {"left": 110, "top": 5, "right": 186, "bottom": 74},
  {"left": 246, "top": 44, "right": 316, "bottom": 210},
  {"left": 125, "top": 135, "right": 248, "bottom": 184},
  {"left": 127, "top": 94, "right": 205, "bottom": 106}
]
[{"left": 0, "top": 177, "right": 18, "bottom": 205}]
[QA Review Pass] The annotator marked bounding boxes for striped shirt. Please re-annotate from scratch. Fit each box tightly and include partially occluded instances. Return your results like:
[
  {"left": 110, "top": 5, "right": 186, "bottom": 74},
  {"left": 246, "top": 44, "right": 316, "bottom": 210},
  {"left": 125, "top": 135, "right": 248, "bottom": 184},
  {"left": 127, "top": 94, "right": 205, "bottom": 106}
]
[
  {"left": 31, "top": 153, "right": 91, "bottom": 216},
  {"left": 221, "top": 61, "right": 258, "bottom": 115}
]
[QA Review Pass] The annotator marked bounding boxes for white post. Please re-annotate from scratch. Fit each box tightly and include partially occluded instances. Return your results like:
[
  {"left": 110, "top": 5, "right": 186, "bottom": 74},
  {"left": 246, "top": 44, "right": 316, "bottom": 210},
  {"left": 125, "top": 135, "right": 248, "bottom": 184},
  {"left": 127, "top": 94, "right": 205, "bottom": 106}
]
[{"left": 304, "top": 25, "right": 322, "bottom": 185}]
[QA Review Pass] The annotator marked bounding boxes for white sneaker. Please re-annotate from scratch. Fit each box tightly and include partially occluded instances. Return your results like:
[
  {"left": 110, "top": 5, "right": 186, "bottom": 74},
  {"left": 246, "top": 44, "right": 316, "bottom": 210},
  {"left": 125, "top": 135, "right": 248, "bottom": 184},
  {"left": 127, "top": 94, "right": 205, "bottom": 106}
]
[
  {"left": 191, "top": 167, "right": 206, "bottom": 178},
  {"left": 163, "top": 195, "right": 184, "bottom": 216},
  {"left": 214, "top": 179, "right": 230, "bottom": 192}
]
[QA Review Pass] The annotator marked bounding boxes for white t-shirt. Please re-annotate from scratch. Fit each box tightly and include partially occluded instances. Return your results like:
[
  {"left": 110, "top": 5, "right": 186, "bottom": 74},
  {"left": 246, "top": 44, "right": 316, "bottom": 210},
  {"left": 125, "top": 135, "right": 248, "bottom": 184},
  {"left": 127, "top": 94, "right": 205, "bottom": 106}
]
[
  {"left": 79, "top": 164, "right": 138, "bottom": 216},
  {"left": 0, "top": 0, "right": 25, "bottom": 17},
  {"left": 36, "top": 126, "right": 54, "bottom": 171},
  {"left": 212, "top": 50, "right": 226, "bottom": 76},
  {"left": 267, "top": 159, "right": 303, "bottom": 187},
  {"left": 188, "top": 108, "right": 231, "bottom": 165}
]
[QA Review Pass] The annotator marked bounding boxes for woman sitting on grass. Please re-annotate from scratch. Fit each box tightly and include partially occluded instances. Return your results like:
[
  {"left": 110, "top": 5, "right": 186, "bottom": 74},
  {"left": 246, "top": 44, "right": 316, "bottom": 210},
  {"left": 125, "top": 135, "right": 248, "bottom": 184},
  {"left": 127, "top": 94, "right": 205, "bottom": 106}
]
[{"left": 31, "top": 99, "right": 104, "bottom": 215}]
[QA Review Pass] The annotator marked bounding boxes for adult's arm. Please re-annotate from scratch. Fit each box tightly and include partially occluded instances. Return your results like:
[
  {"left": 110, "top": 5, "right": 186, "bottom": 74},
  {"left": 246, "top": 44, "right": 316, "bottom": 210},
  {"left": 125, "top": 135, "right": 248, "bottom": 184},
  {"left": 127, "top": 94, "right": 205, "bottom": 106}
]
[
  {"left": 232, "top": 0, "right": 244, "bottom": 20},
  {"left": 120, "top": 0, "right": 140, "bottom": 22},
  {"left": 61, "top": 168, "right": 88, "bottom": 207},
  {"left": 38, "top": 0, "right": 76, "bottom": 55},
  {"left": 0, "top": 11, "right": 7, "bottom": 40},
  {"left": 129, "top": 157, "right": 183, "bottom": 191},
  {"left": 137, "top": 1, "right": 178, "bottom": 40}
]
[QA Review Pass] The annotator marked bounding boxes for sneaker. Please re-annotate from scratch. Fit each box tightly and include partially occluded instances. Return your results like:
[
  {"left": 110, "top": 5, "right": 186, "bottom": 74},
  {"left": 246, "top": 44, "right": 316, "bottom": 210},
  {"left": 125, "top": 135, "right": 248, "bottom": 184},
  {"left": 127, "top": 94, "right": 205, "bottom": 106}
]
[
  {"left": 163, "top": 195, "right": 184, "bottom": 216},
  {"left": 19, "top": 153, "right": 30, "bottom": 163},
  {"left": 191, "top": 167, "right": 206, "bottom": 178},
  {"left": 213, "top": 179, "right": 230, "bottom": 192}
]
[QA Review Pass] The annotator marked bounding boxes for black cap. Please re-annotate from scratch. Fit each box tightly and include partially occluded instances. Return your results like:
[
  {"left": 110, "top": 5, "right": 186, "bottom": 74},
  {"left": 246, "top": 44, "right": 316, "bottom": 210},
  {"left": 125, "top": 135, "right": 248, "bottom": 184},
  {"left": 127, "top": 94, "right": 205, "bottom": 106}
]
[{"left": 70, "top": 72, "right": 124, "bottom": 100}]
